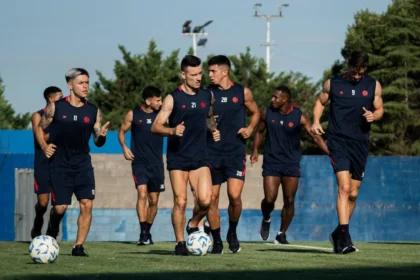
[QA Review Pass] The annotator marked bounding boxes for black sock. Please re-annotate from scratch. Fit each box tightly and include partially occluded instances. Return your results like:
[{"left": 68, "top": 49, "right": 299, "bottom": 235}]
[
  {"left": 229, "top": 220, "right": 238, "bottom": 233},
  {"left": 49, "top": 208, "right": 63, "bottom": 231},
  {"left": 146, "top": 222, "right": 152, "bottom": 232},
  {"left": 261, "top": 199, "right": 274, "bottom": 221},
  {"left": 337, "top": 224, "right": 349, "bottom": 235},
  {"left": 211, "top": 228, "right": 222, "bottom": 242},
  {"left": 140, "top": 222, "right": 147, "bottom": 233}
]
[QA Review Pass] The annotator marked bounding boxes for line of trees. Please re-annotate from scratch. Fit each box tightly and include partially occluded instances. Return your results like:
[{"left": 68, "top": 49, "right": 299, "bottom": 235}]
[{"left": 1, "top": 0, "right": 419, "bottom": 155}]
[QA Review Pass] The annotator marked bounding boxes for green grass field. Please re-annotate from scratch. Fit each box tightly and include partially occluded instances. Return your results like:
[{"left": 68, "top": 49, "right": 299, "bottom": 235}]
[{"left": 1, "top": 241, "right": 419, "bottom": 279}]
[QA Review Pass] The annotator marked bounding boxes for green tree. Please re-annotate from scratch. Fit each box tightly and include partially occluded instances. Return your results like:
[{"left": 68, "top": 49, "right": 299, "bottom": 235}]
[
  {"left": 0, "top": 75, "right": 31, "bottom": 129},
  {"left": 90, "top": 41, "right": 182, "bottom": 129}
]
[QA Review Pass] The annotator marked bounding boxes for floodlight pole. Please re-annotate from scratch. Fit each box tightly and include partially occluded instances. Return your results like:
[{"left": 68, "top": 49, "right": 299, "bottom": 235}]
[
  {"left": 182, "top": 20, "right": 213, "bottom": 56},
  {"left": 253, "top": 3, "right": 288, "bottom": 75}
]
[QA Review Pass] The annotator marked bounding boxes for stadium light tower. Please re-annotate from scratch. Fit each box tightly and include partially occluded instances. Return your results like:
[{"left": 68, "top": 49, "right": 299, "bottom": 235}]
[
  {"left": 182, "top": 20, "right": 213, "bottom": 56},
  {"left": 253, "top": 3, "right": 289, "bottom": 74}
]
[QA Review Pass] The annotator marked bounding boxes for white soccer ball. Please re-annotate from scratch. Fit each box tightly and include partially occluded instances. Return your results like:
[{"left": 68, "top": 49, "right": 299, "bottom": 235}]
[
  {"left": 186, "top": 231, "right": 213, "bottom": 256},
  {"left": 29, "top": 235, "right": 59, "bottom": 264}
]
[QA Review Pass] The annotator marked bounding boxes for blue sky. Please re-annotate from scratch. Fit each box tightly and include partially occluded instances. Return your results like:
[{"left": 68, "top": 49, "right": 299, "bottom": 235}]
[{"left": 0, "top": 0, "right": 392, "bottom": 114}]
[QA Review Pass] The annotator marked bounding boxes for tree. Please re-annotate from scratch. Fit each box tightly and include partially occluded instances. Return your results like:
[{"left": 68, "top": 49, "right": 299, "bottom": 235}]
[
  {"left": 322, "top": 0, "right": 420, "bottom": 155},
  {"left": 90, "top": 41, "right": 182, "bottom": 129},
  {"left": 0, "top": 75, "right": 31, "bottom": 129}
]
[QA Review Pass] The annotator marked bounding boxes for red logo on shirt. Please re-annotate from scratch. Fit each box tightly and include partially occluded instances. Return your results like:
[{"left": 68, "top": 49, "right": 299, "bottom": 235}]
[
  {"left": 362, "top": 90, "right": 368, "bottom": 96},
  {"left": 272, "top": 120, "right": 275, "bottom": 123},
  {"left": 62, "top": 115, "right": 67, "bottom": 119},
  {"left": 181, "top": 105, "right": 186, "bottom": 109},
  {"left": 288, "top": 122, "right": 294, "bottom": 127},
  {"left": 232, "top": 97, "right": 238, "bottom": 103},
  {"left": 84, "top": 117, "right": 90, "bottom": 123},
  {"left": 139, "top": 120, "right": 143, "bottom": 123},
  {"left": 340, "top": 91, "right": 344, "bottom": 95},
  {"left": 200, "top": 102, "right": 206, "bottom": 108}
]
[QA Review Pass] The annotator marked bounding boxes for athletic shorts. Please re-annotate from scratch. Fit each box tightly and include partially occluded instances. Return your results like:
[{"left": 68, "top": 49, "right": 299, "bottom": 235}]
[
  {"left": 209, "top": 154, "right": 246, "bottom": 185},
  {"left": 262, "top": 164, "right": 301, "bottom": 178},
  {"left": 167, "top": 156, "right": 210, "bottom": 172},
  {"left": 34, "top": 164, "right": 50, "bottom": 194},
  {"left": 132, "top": 164, "right": 165, "bottom": 193},
  {"left": 49, "top": 169, "right": 95, "bottom": 205},
  {"left": 328, "top": 135, "right": 369, "bottom": 181}
]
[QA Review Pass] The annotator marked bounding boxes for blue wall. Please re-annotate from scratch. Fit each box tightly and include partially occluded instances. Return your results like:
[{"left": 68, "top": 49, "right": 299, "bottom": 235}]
[
  {"left": 0, "top": 130, "right": 167, "bottom": 154},
  {"left": 1, "top": 149, "right": 419, "bottom": 242}
]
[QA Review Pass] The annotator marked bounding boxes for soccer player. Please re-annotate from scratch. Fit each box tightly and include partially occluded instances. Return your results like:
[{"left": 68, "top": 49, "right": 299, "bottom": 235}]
[
  {"left": 311, "top": 50, "right": 384, "bottom": 254},
  {"left": 30, "top": 86, "right": 63, "bottom": 238},
  {"left": 118, "top": 86, "right": 164, "bottom": 246},
  {"left": 250, "top": 86, "right": 329, "bottom": 244},
  {"left": 151, "top": 55, "right": 220, "bottom": 256},
  {"left": 206, "top": 55, "right": 260, "bottom": 254},
  {"left": 36, "top": 68, "right": 110, "bottom": 256}
]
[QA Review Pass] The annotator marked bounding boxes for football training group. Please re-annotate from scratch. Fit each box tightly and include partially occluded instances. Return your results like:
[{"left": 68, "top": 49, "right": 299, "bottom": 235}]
[{"left": 30, "top": 50, "right": 384, "bottom": 256}]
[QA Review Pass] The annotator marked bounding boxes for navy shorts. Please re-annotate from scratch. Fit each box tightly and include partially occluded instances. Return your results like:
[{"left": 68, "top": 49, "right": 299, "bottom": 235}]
[
  {"left": 132, "top": 164, "right": 165, "bottom": 193},
  {"left": 49, "top": 169, "right": 95, "bottom": 205},
  {"left": 262, "top": 164, "right": 301, "bottom": 178},
  {"left": 167, "top": 157, "right": 210, "bottom": 172},
  {"left": 210, "top": 154, "right": 246, "bottom": 185},
  {"left": 328, "top": 135, "right": 369, "bottom": 181},
  {"left": 34, "top": 164, "right": 50, "bottom": 194}
]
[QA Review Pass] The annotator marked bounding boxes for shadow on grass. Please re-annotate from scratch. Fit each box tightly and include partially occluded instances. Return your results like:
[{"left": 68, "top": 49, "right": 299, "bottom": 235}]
[{"left": 4, "top": 266, "right": 420, "bottom": 280}]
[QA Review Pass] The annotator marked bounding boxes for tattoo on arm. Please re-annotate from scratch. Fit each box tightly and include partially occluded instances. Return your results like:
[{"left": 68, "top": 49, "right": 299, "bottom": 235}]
[
  {"left": 206, "top": 89, "right": 217, "bottom": 131},
  {"left": 39, "top": 103, "right": 54, "bottom": 129},
  {"left": 93, "top": 109, "right": 103, "bottom": 139}
]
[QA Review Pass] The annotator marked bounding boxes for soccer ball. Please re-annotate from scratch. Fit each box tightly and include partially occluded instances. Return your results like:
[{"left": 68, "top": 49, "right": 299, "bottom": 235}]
[
  {"left": 186, "top": 231, "right": 213, "bottom": 256},
  {"left": 29, "top": 235, "right": 59, "bottom": 264}
]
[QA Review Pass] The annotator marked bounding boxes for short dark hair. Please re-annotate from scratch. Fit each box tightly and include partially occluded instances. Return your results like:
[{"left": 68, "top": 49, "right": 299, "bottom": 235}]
[
  {"left": 142, "top": 86, "right": 161, "bottom": 101},
  {"left": 275, "top": 86, "right": 291, "bottom": 99},
  {"left": 348, "top": 51, "right": 369, "bottom": 69},
  {"left": 180, "top": 55, "right": 201, "bottom": 71},
  {"left": 208, "top": 55, "right": 231, "bottom": 69},
  {"left": 43, "top": 86, "right": 62, "bottom": 102},
  {"left": 65, "top": 68, "right": 89, "bottom": 82}
]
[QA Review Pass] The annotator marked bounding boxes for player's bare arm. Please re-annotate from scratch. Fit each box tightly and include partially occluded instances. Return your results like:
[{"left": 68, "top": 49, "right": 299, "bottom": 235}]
[
  {"left": 363, "top": 81, "right": 384, "bottom": 123},
  {"left": 93, "top": 109, "right": 110, "bottom": 148},
  {"left": 206, "top": 91, "right": 220, "bottom": 142},
  {"left": 301, "top": 114, "right": 329, "bottom": 155},
  {"left": 238, "top": 87, "right": 260, "bottom": 139},
  {"left": 311, "top": 79, "right": 331, "bottom": 135},
  {"left": 250, "top": 108, "right": 266, "bottom": 165},
  {"left": 151, "top": 94, "right": 185, "bottom": 137},
  {"left": 36, "top": 102, "right": 56, "bottom": 158},
  {"left": 118, "top": 110, "right": 134, "bottom": 160}
]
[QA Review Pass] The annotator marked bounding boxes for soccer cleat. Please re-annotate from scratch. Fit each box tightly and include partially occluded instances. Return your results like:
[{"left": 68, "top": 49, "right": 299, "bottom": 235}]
[
  {"left": 185, "top": 218, "right": 199, "bottom": 235},
  {"left": 45, "top": 220, "right": 59, "bottom": 240},
  {"left": 259, "top": 219, "right": 271, "bottom": 241},
  {"left": 174, "top": 241, "right": 189, "bottom": 256},
  {"left": 274, "top": 232, "right": 289, "bottom": 244},
  {"left": 348, "top": 234, "right": 359, "bottom": 252},
  {"left": 137, "top": 232, "right": 151, "bottom": 246},
  {"left": 148, "top": 233, "right": 154, "bottom": 245},
  {"left": 342, "top": 232, "right": 357, "bottom": 254},
  {"left": 330, "top": 230, "right": 356, "bottom": 254},
  {"left": 72, "top": 245, "right": 89, "bottom": 257},
  {"left": 226, "top": 230, "right": 241, "bottom": 253},
  {"left": 211, "top": 240, "right": 224, "bottom": 254}
]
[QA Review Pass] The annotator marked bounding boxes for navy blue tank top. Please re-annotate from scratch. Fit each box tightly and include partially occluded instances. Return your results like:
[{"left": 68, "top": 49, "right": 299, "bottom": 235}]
[
  {"left": 48, "top": 97, "right": 98, "bottom": 170},
  {"left": 206, "top": 82, "right": 246, "bottom": 155},
  {"left": 328, "top": 74, "right": 376, "bottom": 141},
  {"left": 263, "top": 106, "right": 302, "bottom": 166},
  {"left": 34, "top": 108, "right": 49, "bottom": 168},
  {"left": 131, "top": 106, "right": 163, "bottom": 166},
  {"left": 167, "top": 86, "right": 212, "bottom": 161}
]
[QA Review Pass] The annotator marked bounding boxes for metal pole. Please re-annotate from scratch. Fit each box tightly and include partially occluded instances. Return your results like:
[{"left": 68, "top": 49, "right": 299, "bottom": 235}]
[
  {"left": 192, "top": 33, "right": 197, "bottom": 56},
  {"left": 266, "top": 16, "right": 271, "bottom": 74}
]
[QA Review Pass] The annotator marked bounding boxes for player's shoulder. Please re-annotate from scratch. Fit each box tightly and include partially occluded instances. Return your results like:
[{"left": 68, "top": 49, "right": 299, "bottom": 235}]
[
  {"left": 330, "top": 73, "right": 345, "bottom": 82},
  {"left": 231, "top": 81, "right": 244, "bottom": 91},
  {"left": 85, "top": 99, "right": 98, "bottom": 111},
  {"left": 363, "top": 74, "right": 377, "bottom": 83},
  {"left": 169, "top": 86, "right": 183, "bottom": 97}
]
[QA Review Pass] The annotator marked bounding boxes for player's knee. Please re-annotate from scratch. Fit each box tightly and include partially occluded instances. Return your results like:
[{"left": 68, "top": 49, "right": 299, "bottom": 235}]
[
  {"left": 37, "top": 200, "right": 49, "bottom": 209},
  {"left": 54, "top": 205, "right": 68, "bottom": 215},
  {"left": 148, "top": 197, "right": 159, "bottom": 208},
  {"left": 79, "top": 199, "right": 93, "bottom": 213},
  {"left": 198, "top": 196, "right": 211, "bottom": 210},
  {"left": 228, "top": 193, "right": 242, "bottom": 206},
  {"left": 174, "top": 197, "right": 187, "bottom": 211},
  {"left": 338, "top": 184, "right": 351, "bottom": 196},
  {"left": 138, "top": 191, "right": 148, "bottom": 201},
  {"left": 283, "top": 196, "right": 295, "bottom": 207},
  {"left": 265, "top": 195, "right": 277, "bottom": 205},
  {"left": 349, "top": 191, "right": 358, "bottom": 202}
]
